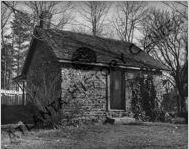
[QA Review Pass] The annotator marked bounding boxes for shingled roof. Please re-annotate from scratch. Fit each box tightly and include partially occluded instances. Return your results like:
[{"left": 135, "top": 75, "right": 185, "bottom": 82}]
[
  {"left": 39, "top": 27, "right": 168, "bottom": 68},
  {"left": 20, "top": 26, "right": 168, "bottom": 78}
]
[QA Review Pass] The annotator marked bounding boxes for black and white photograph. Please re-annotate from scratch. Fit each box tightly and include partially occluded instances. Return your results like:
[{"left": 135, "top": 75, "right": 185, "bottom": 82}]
[{"left": 1, "top": 1, "right": 188, "bottom": 149}]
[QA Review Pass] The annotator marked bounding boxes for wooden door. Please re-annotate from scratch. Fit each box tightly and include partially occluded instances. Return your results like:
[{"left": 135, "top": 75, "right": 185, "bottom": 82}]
[{"left": 110, "top": 69, "right": 125, "bottom": 110}]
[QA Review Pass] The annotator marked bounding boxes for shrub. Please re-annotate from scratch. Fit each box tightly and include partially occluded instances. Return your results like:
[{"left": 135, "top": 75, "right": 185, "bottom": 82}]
[
  {"left": 176, "top": 112, "right": 188, "bottom": 124},
  {"left": 153, "top": 109, "right": 166, "bottom": 122},
  {"left": 131, "top": 75, "right": 158, "bottom": 122}
]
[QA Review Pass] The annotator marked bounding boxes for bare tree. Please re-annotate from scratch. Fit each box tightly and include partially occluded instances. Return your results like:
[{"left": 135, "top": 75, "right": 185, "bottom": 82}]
[
  {"left": 1, "top": 3, "right": 11, "bottom": 31},
  {"left": 1, "top": 2, "right": 17, "bottom": 44},
  {"left": 2, "top": 1, "right": 74, "bottom": 30},
  {"left": 23, "top": 1, "right": 74, "bottom": 30},
  {"left": 112, "top": 1, "right": 148, "bottom": 43},
  {"left": 162, "top": 1, "right": 188, "bottom": 63},
  {"left": 1, "top": 2, "right": 18, "bottom": 89},
  {"left": 162, "top": 1, "right": 188, "bottom": 20},
  {"left": 78, "top": 1, "right": 111, "bottom": 36},
  {"left": 140, "top": 8, "right": 188, "bottom": 112}
]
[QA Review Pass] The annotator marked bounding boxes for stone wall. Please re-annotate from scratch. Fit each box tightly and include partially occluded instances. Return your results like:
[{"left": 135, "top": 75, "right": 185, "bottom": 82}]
[
  {"left": 125, "top": 72, "right": 134, "bottom": 112},
  {"left": 60, "top": 66, "right": 107, "bottom": 124}
]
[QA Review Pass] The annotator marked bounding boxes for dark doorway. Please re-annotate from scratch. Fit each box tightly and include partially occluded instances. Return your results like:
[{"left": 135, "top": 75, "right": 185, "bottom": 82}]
[{"left": 110, "top": 69, "right": 125, "bottom": 110}]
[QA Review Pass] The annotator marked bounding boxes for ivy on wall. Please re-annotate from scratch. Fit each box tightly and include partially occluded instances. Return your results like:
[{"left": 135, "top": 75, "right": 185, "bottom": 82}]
[{"left": 130, "top": 74, "right": 161, "bottom": 121}]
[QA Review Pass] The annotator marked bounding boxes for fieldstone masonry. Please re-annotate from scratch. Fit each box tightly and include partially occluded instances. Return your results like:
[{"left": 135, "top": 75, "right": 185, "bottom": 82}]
[{"left": 61, "top": 67, "right": 107, "bottom": 124}]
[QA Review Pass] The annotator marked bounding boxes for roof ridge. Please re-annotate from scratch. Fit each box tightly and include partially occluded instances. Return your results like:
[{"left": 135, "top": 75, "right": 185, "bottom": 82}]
[{"left": 36, "top": 27, "right": 133, "bottom": 46}]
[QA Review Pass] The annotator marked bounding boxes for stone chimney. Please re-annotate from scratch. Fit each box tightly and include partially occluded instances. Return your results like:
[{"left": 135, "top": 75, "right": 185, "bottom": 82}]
[{"left": 39, "top": 11, "right": 52, "bottom": 29}]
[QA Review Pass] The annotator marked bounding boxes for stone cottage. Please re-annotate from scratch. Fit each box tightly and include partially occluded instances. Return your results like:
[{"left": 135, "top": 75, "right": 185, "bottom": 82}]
[{"left": 14, "top": 12, "right": 168, "bottom": 124}]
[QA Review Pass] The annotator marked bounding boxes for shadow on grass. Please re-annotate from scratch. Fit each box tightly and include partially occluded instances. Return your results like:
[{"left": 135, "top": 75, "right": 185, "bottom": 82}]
[{"left": 1, "top": 104, "right": 38, "bottom": 125}]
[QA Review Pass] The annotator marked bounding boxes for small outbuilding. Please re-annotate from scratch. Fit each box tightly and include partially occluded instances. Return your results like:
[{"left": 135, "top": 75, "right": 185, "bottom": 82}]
[{"left": 14, "top": 12, "right": 168, "bottom": 123}]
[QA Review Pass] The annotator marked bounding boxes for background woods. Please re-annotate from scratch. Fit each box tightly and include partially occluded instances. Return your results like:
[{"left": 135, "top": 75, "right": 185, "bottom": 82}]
[
  {"left": 1, "top": 1, "right": 188, "bottom": 115},
  {"left": 77, "top": 1, "right": 111, "bottom": 36},
  {"left": 112, "top": 1, "right": 148, "bottom": 43},
  {"left": 140, "top": 4, "right": 188, "bottom": 112}
]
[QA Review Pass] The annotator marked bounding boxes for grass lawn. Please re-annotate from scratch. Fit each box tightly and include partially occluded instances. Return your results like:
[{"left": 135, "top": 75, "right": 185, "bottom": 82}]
[{"left": 1, "top": 123, "right": 188, "bottom": 149}]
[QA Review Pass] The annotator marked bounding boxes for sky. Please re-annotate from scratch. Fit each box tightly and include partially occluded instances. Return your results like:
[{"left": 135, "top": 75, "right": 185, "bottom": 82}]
[{"left": 2, "top": 1, "right": 185, "bottom": 46}]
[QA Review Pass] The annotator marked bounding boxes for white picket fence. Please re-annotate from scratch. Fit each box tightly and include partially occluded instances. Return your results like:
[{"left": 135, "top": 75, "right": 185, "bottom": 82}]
[{"left": 1, "top": 89, "right": 24, "bottom": 105}]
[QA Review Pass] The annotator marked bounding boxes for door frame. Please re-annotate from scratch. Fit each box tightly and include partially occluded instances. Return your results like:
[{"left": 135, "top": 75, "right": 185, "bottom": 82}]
[{"left": 107, "top": 68, "right": 126, "bottom": 111}]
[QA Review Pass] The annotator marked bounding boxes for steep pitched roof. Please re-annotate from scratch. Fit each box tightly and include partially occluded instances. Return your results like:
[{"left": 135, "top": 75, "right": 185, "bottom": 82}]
[{"left": 20, "top": 26, "right": 169, "bottom": 78}]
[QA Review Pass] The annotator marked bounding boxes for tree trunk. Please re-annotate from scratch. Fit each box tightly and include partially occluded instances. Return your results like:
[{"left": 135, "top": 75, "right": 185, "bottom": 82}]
[
  {"left": 176, "top": 96, "right": 181, "bottom": 113},
  {"left": 175, "top": 75, "right": 186, "bottom": 113}
]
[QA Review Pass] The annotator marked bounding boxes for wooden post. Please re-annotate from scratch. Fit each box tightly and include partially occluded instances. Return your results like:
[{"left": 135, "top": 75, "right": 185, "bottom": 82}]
[
  {"left": 106, "top": 69, "right": 108, "bottom": 111},
  {"left": 22, "top": 81, "right": 25, "bottom": 105}
]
